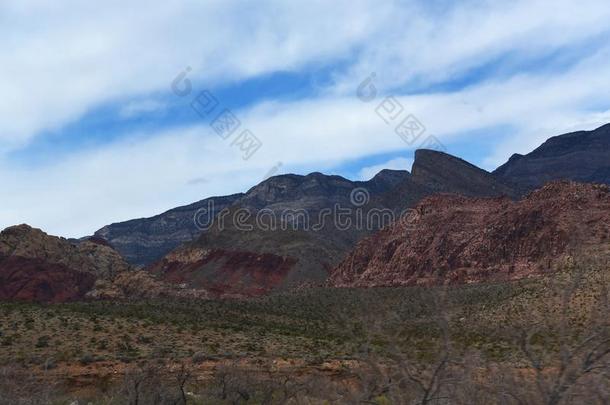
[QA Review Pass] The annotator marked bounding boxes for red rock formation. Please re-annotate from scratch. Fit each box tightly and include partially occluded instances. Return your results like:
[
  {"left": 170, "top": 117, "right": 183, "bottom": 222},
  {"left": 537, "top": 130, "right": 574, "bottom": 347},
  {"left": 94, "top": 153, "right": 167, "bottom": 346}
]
[
  {"left": 0, "top": 225, "right": 130, "bottom": 279},
  {"left": 0, "top": 256, "right": 95, "bottom": 303},
  {"left": 148, "top": 248, "right": 297, "bottom": 297},
  {"left": 0, "top": 225, "right": 130, "bottom": 303},
  {"left": 329, "top": 182, "right": 610, "bottom": 287}
]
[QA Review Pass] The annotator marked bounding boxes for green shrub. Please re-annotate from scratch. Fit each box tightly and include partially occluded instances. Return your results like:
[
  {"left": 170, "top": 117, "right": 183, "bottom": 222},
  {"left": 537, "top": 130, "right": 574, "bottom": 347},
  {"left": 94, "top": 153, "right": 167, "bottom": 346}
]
[
  {"left": 192, "top": 351, "right": 207, "bottom": 364},
  {"left": 79, "top": 353, "right": 95, "bottom": 366}
]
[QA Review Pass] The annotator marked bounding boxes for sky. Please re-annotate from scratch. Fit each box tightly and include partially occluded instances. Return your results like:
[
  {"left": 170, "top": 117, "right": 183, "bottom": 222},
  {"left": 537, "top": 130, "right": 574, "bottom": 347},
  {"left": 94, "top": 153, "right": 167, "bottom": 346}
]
[{"left": 2, "top": 0, "right": 610, "bottom": 237}]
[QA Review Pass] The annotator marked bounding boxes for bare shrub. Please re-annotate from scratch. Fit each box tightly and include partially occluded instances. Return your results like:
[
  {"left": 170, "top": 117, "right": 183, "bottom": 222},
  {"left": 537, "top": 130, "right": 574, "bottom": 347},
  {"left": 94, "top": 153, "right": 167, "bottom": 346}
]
[
  {"left": 506, "top": 259, "right": 610, "bottom": 405},
  {"left": 0, "top": 365, "right": 59, "bottom": 405},
  {"left": 320, "top": 287, "right": 463, "bottom": 404},
  {"left": 195, "top": 359, "right": 317, "bottom": 404},
  {"left": 99, "top": 362, "right": 192, "bottom": 405}
]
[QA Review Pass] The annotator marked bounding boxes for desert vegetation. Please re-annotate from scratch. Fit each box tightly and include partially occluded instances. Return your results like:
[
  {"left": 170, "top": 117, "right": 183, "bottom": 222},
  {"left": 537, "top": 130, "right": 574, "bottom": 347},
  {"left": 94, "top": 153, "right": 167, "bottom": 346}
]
[{"left": 0, "top": 257, "right": 609, "bottom": 404}]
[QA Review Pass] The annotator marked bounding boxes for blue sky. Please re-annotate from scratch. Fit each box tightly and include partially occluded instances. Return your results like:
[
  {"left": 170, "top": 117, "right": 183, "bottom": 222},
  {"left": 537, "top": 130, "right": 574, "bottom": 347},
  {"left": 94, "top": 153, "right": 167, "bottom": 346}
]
[{"left": 2, "top": 0, "right": 610, "bottom": 237}]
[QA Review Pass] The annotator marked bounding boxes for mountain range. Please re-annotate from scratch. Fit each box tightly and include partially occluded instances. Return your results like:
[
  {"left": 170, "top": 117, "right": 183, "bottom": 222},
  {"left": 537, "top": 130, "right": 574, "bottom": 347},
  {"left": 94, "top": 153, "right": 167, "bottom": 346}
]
[{"left": 1, "top": 123, "right": 610, "bottom": 301}]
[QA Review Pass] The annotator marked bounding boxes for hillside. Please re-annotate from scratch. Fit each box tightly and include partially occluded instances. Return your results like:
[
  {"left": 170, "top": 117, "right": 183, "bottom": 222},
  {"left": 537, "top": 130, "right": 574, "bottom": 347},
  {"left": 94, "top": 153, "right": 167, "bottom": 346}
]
[
  {"left": 0, "top": 225, "right": 130, "bottom": 302},
  {"left": 329, "top": 182, "right": 610, "bottom": 287}
]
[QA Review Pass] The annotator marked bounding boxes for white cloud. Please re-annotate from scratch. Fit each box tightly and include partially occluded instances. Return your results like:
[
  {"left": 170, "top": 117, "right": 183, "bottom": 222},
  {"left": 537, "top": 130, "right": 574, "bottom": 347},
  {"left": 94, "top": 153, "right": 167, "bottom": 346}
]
[
  {"left": 7, "top": 44, "right": 610, "bottom": 238},
  {"left": 5, "top": 0, "right": 609, "bottom": 147},
  {"left": 331, "top": 0, "right": 610, "bottom": 97},
  {"left": 0, "top": 126, "right": 267, "bottom": 237},
  {"left": 2, "top": 0, "right": 610, "bottom": 236},
  {"left": 0, "top": 0, "right": 384, "bottom": 148},
  {"left": 358, "top": 158, "right": 414, "bottom": 181}
]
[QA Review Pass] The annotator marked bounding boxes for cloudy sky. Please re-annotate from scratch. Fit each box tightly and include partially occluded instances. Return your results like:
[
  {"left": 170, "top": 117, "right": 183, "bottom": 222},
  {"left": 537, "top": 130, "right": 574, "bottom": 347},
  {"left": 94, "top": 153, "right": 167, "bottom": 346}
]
[{"left": 2, "top": 0, "right": 610, "bottom": 237}]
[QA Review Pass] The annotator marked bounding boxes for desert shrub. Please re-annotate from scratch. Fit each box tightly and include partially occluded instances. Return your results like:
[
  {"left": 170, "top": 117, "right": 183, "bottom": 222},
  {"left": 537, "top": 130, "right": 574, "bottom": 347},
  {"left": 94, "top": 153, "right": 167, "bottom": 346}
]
[
  {"left": 79, "top": 353, "right": 95, "bottom": 366},
  {"left": 34, "top": 335, "right": 49, "bottom": 348},
  {"left": 41, "top": 357, "right": 57, "bottom": 371},
  {"left": 192, "top": 351, "right": 207, "bottom": 364}
]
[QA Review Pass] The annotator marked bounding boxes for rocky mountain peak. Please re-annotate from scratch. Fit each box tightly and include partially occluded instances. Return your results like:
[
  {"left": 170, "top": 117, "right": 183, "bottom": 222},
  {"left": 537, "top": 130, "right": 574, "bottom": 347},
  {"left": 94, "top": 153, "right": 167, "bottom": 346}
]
[
  {"left": 368, "top": 169, "right": 411, "bottom": 191},
  {"left": 494, "top": 123, "right": 610, "bottom": 189},
  {"left": 0, "top": 224, "right": 67, "bottom": 258},
  {"left": 411, "top": 149, "right": 519, "bottom": 198}
]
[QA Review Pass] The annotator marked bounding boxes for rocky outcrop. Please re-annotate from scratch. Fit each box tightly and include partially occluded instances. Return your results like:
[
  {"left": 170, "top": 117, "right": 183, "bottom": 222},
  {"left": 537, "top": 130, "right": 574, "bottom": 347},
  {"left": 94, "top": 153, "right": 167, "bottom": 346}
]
[
  {"left": 87, "top": 271, "right": 210, "bottom": 301},
  {"left": 494, "top": 123, "right": 610, "bottom": 190},
  {"left": 411, "top": 149, "right": 520, "bottom": 198},
  {"left": 93, "top": 194, "right": 243, "bottom": 267},
  {"left": 148, "top": 248, "right": 296, "bottom": 297},
  {"left": 0, "top": 225, "right": 131, "bottom": 279},
  {"left": 0, "top": 225, "right": 131, "bottom": 302},
  {"left": 0, "top": 256, "right": 96, "bottom": 303},
  {"left": 329, "top": 182, "right": 610, "bottom": 287}
]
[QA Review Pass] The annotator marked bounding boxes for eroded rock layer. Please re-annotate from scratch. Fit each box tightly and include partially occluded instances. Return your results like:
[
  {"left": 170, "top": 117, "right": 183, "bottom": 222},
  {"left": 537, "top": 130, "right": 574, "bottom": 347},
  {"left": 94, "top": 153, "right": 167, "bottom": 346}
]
[{"left": 329, "top": 182, "right": 610, "bottom": 287}]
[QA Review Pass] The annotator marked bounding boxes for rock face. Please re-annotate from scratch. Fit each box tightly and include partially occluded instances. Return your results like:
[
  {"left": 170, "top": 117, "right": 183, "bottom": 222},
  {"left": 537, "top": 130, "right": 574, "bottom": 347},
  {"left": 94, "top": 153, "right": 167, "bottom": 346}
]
[
  {"left": 94, "top": 194, "right": 243, "bottom": 267},
  {"left": 329, "top": 182, "right": 610, "bottom": 287},
  {"left": 0, "top": 225, "right": 131, "bottom": 302},
  {"left": 0, "top": 257, "right": 96, "bottom": 303},
  {"left": 149, "top": 153, "right": 519, "bottom": 295},
  {"left": 381, "top": 150, "right": 520, "bottom": 213},
  {"left": 146, "top": 171, "right": 408, "bottom": 294},
  {"left": 87, "top": 271, "right": 210, "bottom": 301},
  {"left": 411, "top": 150, "right": 519, "bottom": 198},
  {"left": 494, "top": 123, "right": 610, "bottom": 190},
  {"left": 148, "top": 248, "right": 296, "bottom": 297}
]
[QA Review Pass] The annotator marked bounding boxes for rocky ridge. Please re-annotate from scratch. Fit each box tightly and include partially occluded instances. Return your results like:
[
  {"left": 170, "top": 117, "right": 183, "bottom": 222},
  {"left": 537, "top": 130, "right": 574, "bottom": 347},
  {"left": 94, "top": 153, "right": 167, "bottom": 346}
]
[
  {"left": 329, "top": 182, "right": 610, "bottom": 287},
  {"left": 0, "top": 225, "right": 131, "bottom": 302},
  {"left": 494, "top": 123, "right": 610, "bottom": 190}
]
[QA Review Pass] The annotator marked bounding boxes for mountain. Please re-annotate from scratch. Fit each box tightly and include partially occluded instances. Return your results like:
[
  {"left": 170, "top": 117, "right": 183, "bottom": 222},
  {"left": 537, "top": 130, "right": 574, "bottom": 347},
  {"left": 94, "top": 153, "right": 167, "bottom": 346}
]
[
  {"left": 588, "top": 166, "right": 610, "bottom": 184},
  {"left": 146, "top": 170, "right": 409, "bottom": 295},
  {"left": 6, "top": 123, "right": 610, "bottom": 301},
  {"left": 147, "top": 152, "right": 518, "bottom": 295},
  {"left": 0, "top": 225, "right": 131, "bottom": 302},
  {"left": 328, "top": 182, "right": 610, "bottom": 287},
  {"left": 381, "top": 149, "right": 520, "bottom": 211},
  {"left": 0, "top": 224, "right": 212, "bottom": 302},
  {"left": 93, "top": 169, "right": 407, "bottom": 269},
  {"left": 412, "top": 149, "right": 519, "bottom": 197},
  {"left": 94, "top": 194, "right": 243, "bottom": 267},
  {"left": 494, "top": 123, "right": 610, "bottom": 190},
  {"left": 85, "top": 123, "right": 610, "bottom": 295}
]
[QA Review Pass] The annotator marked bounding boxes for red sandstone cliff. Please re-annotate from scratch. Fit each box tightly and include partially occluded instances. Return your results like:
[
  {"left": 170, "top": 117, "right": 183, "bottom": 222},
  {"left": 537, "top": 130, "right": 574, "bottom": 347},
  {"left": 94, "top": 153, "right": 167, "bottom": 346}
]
[
  {"left": 0, "top": 225, "right": 130, "bottom": 302},
  {"left": 329, "top": 182, "right": 610, "bottom": 287}
]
